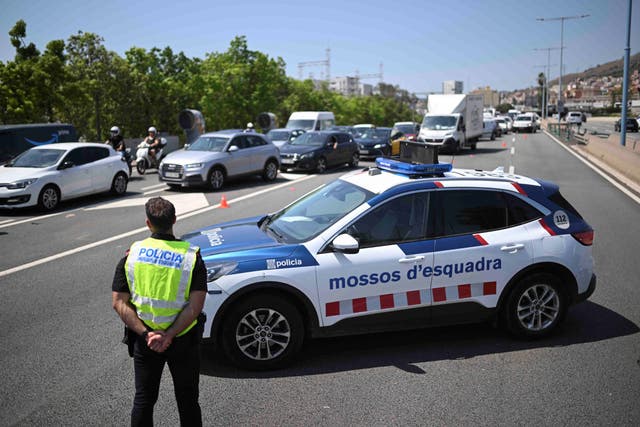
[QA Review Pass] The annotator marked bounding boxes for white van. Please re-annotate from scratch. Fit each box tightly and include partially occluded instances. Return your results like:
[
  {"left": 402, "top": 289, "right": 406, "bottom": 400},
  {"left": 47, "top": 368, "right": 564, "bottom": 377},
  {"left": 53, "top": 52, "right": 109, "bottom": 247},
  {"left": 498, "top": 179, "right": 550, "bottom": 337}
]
[
  {"left": 286, "top": 111, "right": 335, "bottom": 131},
  {"left": 567, "top": 111, "right": 583, "bottom": 124}
]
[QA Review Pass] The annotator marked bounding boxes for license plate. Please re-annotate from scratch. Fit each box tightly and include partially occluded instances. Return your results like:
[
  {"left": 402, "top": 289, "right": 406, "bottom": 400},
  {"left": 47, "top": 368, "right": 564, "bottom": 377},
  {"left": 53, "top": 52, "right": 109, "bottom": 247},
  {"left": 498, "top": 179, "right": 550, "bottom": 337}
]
[
  {"left": 165, "top": 172, "right": 180, "bottom": 178},
  {"left": 281, "top": 158, "right": 294, "bottom": 164},
  {"left": 360, "top": 150, "right": 369, "bottom": 154}
]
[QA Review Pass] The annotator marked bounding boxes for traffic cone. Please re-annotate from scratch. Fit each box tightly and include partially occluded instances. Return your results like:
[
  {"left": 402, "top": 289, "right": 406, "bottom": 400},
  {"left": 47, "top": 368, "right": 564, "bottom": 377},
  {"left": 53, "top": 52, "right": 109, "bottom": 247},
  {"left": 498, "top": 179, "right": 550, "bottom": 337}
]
[{"left": 220, "top": 195, "right": 229, "bottom": 208}]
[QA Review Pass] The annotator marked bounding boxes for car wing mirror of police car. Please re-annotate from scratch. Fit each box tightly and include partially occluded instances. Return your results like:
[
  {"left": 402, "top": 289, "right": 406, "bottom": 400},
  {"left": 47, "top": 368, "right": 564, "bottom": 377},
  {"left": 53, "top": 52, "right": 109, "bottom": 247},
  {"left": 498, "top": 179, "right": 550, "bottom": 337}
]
[
  {"left": 228, "top": 145, "right": 239, "bottom": 153},
  {"left": 331, "top": 234, "right": 359, "bottom": 254}
]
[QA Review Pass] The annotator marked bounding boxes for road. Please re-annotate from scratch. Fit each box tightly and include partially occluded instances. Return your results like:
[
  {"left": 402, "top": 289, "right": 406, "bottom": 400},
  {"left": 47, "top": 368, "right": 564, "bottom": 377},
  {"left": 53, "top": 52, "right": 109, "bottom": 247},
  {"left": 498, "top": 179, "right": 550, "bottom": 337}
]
[{"left": 0, "top": 130, "right": 639, "bottom": 426}]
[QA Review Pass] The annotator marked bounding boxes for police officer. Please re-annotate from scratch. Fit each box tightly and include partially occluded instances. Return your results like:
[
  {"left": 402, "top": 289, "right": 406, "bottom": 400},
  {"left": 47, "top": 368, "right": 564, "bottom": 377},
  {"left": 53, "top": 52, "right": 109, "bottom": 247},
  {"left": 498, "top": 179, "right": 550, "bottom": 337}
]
[{"left": 112, "top": 197, "right": 206, "bottom": 426}]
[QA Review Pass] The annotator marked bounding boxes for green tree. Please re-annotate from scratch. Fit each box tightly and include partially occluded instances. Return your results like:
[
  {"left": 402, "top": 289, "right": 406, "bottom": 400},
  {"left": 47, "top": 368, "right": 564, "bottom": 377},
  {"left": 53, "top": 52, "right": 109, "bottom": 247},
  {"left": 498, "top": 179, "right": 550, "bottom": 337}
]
[{"left": 198, "top": 36, "right": 289, "bottom": 130}]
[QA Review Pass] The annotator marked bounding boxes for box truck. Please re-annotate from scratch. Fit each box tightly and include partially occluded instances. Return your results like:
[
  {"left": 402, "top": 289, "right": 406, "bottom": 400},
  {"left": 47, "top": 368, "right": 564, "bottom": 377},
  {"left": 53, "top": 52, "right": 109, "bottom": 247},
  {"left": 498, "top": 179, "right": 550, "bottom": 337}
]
[{"left": 418, "top": 94, "right": 483, "bottom": 153}]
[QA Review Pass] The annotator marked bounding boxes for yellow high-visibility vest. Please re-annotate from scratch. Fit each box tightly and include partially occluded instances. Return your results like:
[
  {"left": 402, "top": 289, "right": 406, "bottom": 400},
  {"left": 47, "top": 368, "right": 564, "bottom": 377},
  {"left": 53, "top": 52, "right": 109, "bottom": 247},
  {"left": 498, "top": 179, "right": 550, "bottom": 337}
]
[{"left": 125, "top": 237, "right": 199, "bottom": 336}]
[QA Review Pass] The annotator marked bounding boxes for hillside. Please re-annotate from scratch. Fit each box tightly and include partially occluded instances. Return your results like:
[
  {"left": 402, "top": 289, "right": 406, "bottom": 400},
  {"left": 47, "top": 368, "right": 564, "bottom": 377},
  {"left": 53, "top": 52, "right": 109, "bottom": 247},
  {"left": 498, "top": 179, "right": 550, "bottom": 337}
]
[{"left": 547, "top": 51, "right": 640, "bottom": 86}]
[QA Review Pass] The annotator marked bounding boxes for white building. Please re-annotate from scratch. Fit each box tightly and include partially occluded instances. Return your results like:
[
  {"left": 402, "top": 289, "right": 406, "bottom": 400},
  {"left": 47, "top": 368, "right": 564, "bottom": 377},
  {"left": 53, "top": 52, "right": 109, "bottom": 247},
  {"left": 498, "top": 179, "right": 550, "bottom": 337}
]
[{"left": 443, "top": 80, "right": 463, "bottom": 94}]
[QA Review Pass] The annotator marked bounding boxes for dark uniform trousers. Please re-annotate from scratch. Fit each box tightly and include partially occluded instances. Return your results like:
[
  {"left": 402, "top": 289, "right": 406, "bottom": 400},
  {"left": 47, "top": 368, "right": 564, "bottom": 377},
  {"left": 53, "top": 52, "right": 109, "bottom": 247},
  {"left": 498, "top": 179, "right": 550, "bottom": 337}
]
[{"left": 131, "top": 326, "right": 202, "bottom": 427}]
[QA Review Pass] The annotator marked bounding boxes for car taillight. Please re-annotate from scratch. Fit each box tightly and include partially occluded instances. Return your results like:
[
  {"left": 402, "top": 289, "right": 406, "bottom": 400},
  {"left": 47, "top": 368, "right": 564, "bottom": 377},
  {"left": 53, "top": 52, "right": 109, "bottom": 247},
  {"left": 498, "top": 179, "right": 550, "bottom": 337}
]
[{"left": 571, "top": 230, "right": 594, "bottom": 246}]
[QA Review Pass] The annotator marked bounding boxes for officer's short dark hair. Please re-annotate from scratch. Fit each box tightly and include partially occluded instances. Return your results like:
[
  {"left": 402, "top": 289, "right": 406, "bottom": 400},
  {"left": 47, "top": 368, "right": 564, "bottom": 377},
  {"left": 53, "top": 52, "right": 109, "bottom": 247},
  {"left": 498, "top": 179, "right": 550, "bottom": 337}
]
[{"left": 145, "top": 197, "right": 175, "bottom": 232}]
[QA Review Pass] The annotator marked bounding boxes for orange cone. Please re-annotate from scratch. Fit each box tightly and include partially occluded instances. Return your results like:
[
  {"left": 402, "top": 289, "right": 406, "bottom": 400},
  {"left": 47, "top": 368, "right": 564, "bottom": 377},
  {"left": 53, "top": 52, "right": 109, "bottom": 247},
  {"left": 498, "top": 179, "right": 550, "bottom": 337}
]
[{"left": 220, "top": 195, "right": 229, "bottom": 208}]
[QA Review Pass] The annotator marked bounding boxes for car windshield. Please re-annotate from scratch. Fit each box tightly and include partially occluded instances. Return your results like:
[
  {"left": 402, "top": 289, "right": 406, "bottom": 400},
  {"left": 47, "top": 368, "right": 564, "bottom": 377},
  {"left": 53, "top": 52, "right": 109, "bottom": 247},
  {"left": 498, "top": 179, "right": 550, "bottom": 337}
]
[
  {"left": 374, "top": 129, "right": 391, "bottom": 138},
  {"left": 8, "top": 148, "right": 65, "bottom": 168},
  {"left": 267, "top": 131, "right": 290, "bottom": 141},
  {"left": 515, "top": 116, "right": 532, "bottom": 122},
  {"left": 290, "top": 133, "right": 327, "bottom": 146},
  {"left": 187, "top": 136, "right": 229, "bottom": 152},
  {"left": 422, "top": 116, "right": 457, "bottom": 130},
  {"left": 286, "top": 119, "right": 315, "bottom": 130},
  {"left": 263, "top": 179, "right": 374, "bottom": 243},
  {"left": 394, "top": 124, "right": 416, "bottom": 134}
]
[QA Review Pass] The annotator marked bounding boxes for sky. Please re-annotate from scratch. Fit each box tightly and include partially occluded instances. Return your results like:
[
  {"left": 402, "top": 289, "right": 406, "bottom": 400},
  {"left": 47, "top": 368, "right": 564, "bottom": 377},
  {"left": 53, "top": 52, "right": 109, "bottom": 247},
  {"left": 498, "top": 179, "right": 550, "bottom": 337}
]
[{"left": 1, "top": 0, "right": 638, "bottom": 94}]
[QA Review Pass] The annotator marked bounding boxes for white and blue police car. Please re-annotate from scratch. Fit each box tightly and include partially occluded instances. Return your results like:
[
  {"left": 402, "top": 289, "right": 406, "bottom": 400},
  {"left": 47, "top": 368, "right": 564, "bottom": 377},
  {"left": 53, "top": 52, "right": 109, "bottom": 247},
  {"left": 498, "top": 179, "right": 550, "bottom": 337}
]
[{"left": 183, "top": 158, "right": 596, "bottom": 370}]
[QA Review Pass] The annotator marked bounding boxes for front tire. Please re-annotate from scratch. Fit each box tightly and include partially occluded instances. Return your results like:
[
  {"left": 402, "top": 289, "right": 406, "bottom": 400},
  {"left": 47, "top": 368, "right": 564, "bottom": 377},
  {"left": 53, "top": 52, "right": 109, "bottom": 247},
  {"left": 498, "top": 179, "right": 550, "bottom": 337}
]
[
  {"left": 503, "top": 273, "right": 566, "bottom": 338},
  {"left": 208, "top": 167, "right": 225, "bottom": 191},
  {"left": 262, "top": 160, "right": 278, "bottom": 182},
  {"left": 38, "top": 185, "right": 60, "bottom": 211},
  {"left": 315, "top": 157, "right": 327, "bottom": 173},
  {"left": 110, "top": 172, "right": 128, "bottom": 195},
  {"left": 136, "top": 159, "right": 147, "bottom": 175},
  {"left": 222, "top": 295, "right": 304, "bottom": 370}
]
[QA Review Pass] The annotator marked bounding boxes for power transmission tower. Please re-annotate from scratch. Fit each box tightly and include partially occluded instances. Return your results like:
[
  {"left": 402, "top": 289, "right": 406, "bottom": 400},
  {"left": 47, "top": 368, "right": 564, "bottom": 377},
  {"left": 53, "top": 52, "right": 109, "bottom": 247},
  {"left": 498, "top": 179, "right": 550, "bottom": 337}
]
[{"left": 298, "top": 48, "right": 331, "bottom": 83}]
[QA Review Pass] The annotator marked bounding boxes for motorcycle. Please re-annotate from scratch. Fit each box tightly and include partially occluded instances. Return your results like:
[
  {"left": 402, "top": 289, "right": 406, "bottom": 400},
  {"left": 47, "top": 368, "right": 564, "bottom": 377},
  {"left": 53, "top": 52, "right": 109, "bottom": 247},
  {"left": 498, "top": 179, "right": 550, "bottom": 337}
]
[
  {"left": 135, "top": 138, "right": 166, "bottom": 175},
  {"left": 122, "top": 148, "right": 133, "bottom": 176}
]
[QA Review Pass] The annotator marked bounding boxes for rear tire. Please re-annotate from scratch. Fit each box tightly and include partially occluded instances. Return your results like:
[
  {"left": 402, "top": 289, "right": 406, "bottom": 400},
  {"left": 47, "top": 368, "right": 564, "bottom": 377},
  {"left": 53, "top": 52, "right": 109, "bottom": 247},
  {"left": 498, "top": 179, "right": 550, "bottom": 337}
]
[
  {"left": 136, "top": 160, "right": 147, "bottom": 175},
  {"left": 349, "top": 152, "right": 359, "bottom": 168},
  {"left": 503, "top": 273, "right": 566, "bottom": 338},
  {"left": 222, "top": 294, "right": 304, "bottom": 370}
]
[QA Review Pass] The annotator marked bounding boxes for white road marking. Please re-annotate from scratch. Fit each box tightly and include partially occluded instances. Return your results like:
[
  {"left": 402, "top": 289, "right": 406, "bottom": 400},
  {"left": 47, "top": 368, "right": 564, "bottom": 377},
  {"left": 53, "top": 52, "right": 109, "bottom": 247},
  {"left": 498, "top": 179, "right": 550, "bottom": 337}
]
[
  {"left": 545, "top": 131, "right": 640, "bottom": 205},
  {"left": 85, "top": 193, "right": 209, "bottom": 214},
  {"left": 508, "top": 166, "right": 515, "bottom": 174},
  {"left": 0, "top": 219, "right": 13, "bottom": 225},
  {"left": 0, "top": 175, "right": 316, "bottom": 278},
  {"left": 511, "top": 147, "right": 515, "bottom": 155},
  {"left": 141, "top": 183, "right": 167, "bottom": 191}
]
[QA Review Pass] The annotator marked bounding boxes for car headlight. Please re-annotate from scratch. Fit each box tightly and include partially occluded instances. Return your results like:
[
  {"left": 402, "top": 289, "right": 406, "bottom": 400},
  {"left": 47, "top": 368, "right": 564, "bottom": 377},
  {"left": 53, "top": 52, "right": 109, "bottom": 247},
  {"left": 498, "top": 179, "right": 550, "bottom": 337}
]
[
  {"left": 206, "top": 262, "right": 238, "bottom": 282},
  {"left": 443, "top": 133, "right": 454, "bottom": 138},
  {"left": 300, "top": 153, "right": 312, "bottom": 160},
  {"left": 7, "top": 178, "right": 38, "bottom": 189},
  {"left": 185, "top": 163, "right": 203, "bottom": 170},
  {"left": 373, "top": 143, "right": 384, "bottom": 149}
]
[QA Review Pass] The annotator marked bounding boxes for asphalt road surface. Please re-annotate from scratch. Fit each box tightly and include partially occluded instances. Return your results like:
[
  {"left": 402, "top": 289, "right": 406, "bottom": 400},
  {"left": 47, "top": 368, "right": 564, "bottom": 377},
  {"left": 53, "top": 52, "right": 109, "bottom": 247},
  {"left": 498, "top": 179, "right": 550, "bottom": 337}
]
[{"left": 1, "top": 131, "right": 639, "bottom": 426}]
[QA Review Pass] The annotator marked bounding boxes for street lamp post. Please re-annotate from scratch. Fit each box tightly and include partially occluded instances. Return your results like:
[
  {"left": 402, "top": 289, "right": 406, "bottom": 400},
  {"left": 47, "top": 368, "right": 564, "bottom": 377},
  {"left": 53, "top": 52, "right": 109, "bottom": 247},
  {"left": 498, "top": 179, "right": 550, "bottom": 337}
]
[
  {"left": 537, "top": 14, "right": 590, "bottom": 123},
  {"left": 534, "top": 47, "right": 561, "bottom": 119}
]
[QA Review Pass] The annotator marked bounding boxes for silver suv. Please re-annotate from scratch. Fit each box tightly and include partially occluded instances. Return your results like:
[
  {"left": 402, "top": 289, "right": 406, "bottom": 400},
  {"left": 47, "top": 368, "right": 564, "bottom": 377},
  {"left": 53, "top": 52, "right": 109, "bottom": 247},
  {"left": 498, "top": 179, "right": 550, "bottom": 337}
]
[{"left": 159, "top": 130, "right": 280, "bottom": 190}]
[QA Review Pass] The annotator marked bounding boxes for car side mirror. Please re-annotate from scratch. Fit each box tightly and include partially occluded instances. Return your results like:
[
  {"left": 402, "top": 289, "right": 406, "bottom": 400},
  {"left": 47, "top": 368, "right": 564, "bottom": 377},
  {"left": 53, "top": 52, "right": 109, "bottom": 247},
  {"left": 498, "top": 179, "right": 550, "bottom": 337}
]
[
  {"left": 228, "top": 145, "right": 239, "bottom": 153},
  {"left": 59, "top": 161, "right": 74, "bottom": 170},
  {"left": 331, "top": 234, "right": 359, "bottom": 254}
]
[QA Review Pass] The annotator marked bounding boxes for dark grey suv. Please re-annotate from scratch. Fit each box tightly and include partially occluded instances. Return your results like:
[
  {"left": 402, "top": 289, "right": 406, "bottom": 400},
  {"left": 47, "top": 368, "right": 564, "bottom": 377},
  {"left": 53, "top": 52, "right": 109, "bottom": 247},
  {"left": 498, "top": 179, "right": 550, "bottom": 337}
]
[{"left": 279, "top": 131, "right": 360, "bottom": 173}]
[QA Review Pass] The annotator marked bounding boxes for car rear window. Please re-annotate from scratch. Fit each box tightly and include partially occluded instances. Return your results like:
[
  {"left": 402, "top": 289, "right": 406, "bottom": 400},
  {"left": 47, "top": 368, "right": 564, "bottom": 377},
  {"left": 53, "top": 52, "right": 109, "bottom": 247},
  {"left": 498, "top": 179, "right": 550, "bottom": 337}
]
[{"left": 547, "top": 191, "right": 583, "bottom": 219}]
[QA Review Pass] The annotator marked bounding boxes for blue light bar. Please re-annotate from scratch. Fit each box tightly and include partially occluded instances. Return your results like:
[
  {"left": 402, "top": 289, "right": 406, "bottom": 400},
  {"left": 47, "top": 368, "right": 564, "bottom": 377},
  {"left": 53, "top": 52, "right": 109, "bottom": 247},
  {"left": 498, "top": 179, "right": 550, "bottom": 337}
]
[{"left": 375, "top": 158, "right": 452, "bottom": 175}]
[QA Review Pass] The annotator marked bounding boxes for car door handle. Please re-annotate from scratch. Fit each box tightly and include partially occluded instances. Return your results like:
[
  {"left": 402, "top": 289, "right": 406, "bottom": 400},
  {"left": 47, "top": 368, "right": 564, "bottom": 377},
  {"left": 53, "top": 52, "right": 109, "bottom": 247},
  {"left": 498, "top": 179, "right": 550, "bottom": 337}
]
[
  {"left": 500, "top": 243, "right": 525, "bottom": 253},
  {"left": 399, "top": 255, "right": 425, "bottom": 264}
]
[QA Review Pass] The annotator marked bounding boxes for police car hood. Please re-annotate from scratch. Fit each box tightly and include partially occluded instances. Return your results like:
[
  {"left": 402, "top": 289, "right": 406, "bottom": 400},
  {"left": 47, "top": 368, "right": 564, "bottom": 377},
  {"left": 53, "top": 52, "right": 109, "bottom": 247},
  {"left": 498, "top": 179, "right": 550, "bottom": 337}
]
[{"left": 181, "top": 216, "right": 289, "bottom": 258}]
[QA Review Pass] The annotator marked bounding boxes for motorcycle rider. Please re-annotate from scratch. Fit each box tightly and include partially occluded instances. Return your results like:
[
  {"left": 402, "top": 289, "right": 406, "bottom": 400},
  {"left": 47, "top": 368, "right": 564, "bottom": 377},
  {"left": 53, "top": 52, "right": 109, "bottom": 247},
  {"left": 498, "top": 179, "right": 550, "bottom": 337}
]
[
  {"left": 143, "top": 126, "right": 163, "bottom": 165},
  {"left": 106, "top": 126, "right": 125, "bottom": 152},
  {"left": 106, "top": 126, "right": 132, "bottom": 173}
]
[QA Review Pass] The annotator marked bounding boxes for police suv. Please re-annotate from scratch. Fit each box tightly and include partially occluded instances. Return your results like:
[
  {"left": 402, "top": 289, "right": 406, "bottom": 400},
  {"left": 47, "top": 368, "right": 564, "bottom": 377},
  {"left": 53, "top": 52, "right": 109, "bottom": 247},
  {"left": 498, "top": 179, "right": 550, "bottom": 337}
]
[{"left": 183, "top": 158, "right": 596, "bottom": 370}]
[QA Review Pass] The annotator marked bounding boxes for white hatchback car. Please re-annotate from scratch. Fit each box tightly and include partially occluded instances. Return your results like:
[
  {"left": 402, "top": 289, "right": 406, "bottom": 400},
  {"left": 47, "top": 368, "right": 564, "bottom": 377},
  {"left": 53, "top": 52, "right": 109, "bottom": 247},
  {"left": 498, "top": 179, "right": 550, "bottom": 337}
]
[
  {"left": 0, "top": 142, "right": 129, "bottom": 211},
  {"left": 184, "top": 158, "right": 596, "bottom": 370}
]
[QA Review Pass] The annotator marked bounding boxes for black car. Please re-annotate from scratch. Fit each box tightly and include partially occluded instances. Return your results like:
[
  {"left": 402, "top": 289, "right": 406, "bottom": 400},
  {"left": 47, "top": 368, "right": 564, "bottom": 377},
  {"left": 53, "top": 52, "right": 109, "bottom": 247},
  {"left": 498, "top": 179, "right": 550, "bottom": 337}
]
[
  {"left": 329, "top": 125, "right": 357, "bottom": 137},
  {"left": 279, "top": 131, "right": 360, "bottom": 173},
  {"left": 614, "top": 118, "right": 639, "bottom": 132},
  {"left": 355, "top": 127, "right": 393, "bottom": 159}
]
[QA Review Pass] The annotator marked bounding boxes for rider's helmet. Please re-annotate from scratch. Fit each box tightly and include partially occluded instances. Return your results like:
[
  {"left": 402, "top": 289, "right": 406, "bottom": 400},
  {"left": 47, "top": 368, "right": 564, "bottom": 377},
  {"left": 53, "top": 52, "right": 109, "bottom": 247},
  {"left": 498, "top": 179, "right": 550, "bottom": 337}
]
[
  {"left": 245, "top": 122, "right": 254, "bottom": 132},
  {"left": 148, "top": 126, "right": 157, "bottom": 135},
  {"left": 110, "top": 126, "right": 120, "bottom": 136}
]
